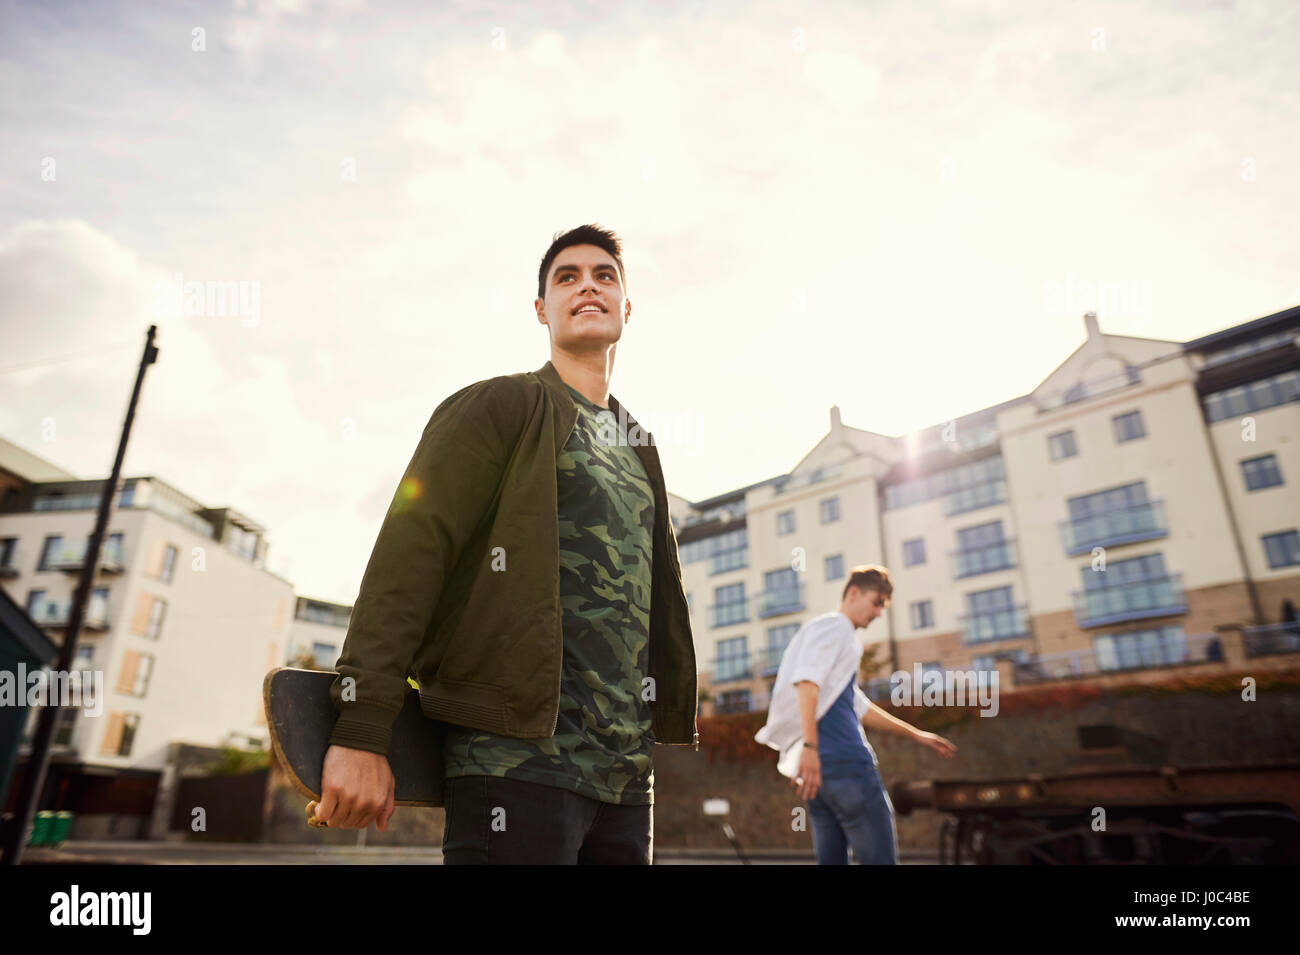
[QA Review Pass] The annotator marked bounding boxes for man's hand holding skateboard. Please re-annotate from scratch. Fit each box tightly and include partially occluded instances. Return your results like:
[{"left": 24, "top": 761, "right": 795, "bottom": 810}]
[{"left": 309, "top": 744, "right": 397, "bottom": 831}]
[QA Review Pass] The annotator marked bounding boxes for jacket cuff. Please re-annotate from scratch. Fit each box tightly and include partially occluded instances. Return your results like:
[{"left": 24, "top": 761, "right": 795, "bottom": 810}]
[{"left": 327, "top": 703, "right": 398, "bottom": 756}]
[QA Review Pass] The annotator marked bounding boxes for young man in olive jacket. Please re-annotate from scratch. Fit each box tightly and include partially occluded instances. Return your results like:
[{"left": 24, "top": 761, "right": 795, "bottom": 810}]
[{"left": 313, "top": 224, "right": 698, "bottom": 864}]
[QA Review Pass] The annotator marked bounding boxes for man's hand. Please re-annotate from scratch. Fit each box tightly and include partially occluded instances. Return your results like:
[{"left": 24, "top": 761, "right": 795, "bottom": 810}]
[
  {"left": 793, "top": 746, "right": 822, "bottom": 801},
  {"left": 915, "top": 731, "right": 957, "bottom": 758},
  {"left": 314, "top": 744, "right": 396, "bottom": 831}
]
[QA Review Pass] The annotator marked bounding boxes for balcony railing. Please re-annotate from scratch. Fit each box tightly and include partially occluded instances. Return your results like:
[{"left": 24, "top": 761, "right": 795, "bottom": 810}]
[
  {"left": 710, "top": 550, "right": 748, "bottom": 575},
  {"left": 710, "top": 654, "right": 753, "bottom": 683},
  {"left": 31, "top": 597, "right": 110, "bottom": 630},
  {"left": 959, "top": 603, "right": 1030, "bottom": 645},
  {"left": 1013, "top": 631, "right": 1222, "bottom": 684},
  {"left": 1073, "top": 573, "right": 1186, "bottom": 628},
  {"left": 709, "top": 600, "right": 750, "bottom": 628},
  {"left": 48, "top": 542, "right": 125, "bottom": 574},
  {"left": 760, "top": 645, "right": 787, "bottom": 677},
  {"left": 1243, "top": 622, "right": 1300, "bottom": 658},
  {"left": 951, "top": 540, "right": 1018, "bottom": 579},
  {"left": 944, "top": 480, "right": 1006, "bottom": 517},
  {"left": 758, "top": 583, "right": 805, "bottom": 619},
  {"left": 1059, "top": 500, "right": 1167, "bottom": 555}
]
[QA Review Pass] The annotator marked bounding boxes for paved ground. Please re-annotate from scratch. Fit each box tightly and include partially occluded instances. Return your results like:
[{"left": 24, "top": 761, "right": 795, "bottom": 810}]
[{"left": 20, "top": 840, "right": 943, "bottom": 865}]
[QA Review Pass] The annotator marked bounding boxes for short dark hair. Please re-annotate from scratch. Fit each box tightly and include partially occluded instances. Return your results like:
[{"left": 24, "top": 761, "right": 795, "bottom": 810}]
[
  {"left": 842, "top": 564, "right": 893, "bottom": 604},
  {"left": 537, "top": 224, "right": 627, "bottom": 301}
]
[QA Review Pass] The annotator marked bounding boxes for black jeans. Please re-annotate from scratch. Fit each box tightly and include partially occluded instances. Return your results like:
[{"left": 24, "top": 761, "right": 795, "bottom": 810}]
[{"left": 441, "top": 774, "right": 652, "bottom": 865}]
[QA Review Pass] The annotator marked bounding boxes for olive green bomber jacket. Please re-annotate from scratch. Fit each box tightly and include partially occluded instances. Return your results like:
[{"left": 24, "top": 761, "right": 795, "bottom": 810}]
[{"left": 327, "top": 359, "right": 700, "bottom": 758}]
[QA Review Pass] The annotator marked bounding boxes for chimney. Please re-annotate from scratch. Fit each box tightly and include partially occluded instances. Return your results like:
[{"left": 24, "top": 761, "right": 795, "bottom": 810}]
[
  {"left": 830, "top": 405, "right": 842, "bottom": 432},
  {"left": 1083, "top": 311, "right": 1100, "bottom": 340}
]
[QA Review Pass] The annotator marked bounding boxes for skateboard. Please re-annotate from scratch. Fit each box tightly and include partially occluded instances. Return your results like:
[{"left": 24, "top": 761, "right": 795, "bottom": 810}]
[{"left": 262, "top": 667, "right": 447, "bottom": 825}]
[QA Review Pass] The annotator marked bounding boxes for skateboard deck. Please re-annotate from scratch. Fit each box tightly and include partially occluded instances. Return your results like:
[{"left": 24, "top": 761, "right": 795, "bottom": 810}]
[{"left": 263, "top": 667, "right": 446, "bottom": 818}]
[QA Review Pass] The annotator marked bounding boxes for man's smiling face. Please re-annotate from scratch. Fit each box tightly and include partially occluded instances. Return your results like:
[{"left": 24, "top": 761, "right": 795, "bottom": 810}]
[{"left": 535, "top": 243, "right": 629, "bottom": 351}]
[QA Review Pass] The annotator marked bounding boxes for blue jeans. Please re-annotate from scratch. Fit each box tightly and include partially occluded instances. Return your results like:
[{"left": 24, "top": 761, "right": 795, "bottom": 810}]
[{"left": 806, "top": 757, "right": 899, "bottom": 865}]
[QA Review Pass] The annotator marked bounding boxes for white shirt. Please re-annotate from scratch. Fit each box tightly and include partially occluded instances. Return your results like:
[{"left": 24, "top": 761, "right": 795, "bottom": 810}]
[{"left": 754, "top": 610, "right": 873, "bottom": 778}]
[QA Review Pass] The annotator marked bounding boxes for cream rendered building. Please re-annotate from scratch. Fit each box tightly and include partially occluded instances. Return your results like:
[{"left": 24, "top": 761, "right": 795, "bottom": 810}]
[
  {"left": 677, "top": 306, "right": 1300, "bottom": 715},
  {"left": 0, "top": 457, "right": 295, "bottom": 771}
]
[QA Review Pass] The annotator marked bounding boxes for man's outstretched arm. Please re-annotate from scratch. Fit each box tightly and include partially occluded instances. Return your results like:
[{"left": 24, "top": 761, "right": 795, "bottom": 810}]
[{"left": 862, "top": 703, "right": 958, "bottom": 758}]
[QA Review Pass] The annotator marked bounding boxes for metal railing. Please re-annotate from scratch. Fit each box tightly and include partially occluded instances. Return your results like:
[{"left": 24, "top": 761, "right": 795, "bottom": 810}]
[
  {"left": 1013, "top": 631, "right": 1222, "bottom": 684},
  {"left": 1060, "top": 499, "right": 1167, "bottom": 555},
  {"left": 1243, "top": 622, "right": 1300, "bottom": 658},
  {"left": 958, "top": 604, "right": 1030, "bottom": 645},
  {"left": 944, "top": 480, "right": 1006, "bottom": 517},
  {"left": 951, "top": 540, "right": 1018, "bottom": 579},
  {"left": 1072, "top": 573, "right": 1186, "bottom": 628},
  {"left": 758, "top": 583, "right": 805, "bottom": 619},
  {"left": 30, "top": 596, "right": 111, "bottom": 630},
  {"left": 709, "top": 599, "right": 750, "bottom": 628}
]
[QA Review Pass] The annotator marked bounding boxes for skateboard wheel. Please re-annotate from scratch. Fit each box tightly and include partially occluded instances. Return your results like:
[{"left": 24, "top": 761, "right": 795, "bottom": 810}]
[{"left": 305, "top": 799, "right": 329, "bottom": 828}]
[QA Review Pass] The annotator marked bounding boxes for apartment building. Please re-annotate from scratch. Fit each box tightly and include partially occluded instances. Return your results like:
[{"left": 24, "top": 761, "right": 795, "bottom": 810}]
[
  {"left": 0, "top": 442, "right": 295, "bottom": 773},
  {"left": 286, "top": 595, "right": 350, "bottom": 669},
  {"left": 678, "top": 306, "right": 1300, "bottom": 716}
]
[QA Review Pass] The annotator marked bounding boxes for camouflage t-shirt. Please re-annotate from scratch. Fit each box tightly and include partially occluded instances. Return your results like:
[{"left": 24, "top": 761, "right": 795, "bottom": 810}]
[{"left": 441, "top": 382, "right": 656, "bottom": 805}]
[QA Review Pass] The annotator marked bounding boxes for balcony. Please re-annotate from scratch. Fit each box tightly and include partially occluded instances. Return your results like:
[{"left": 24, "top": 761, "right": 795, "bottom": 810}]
[
  {"left": 758, "top": 583, "right": 805, "bottom": 619},
  {"left": 31, "top": 596, "right": 111, "bottom": 631},
  {"left": 1013, "top": 631, "right": 1221, "bottom": 684},
  {"left": 951, "top": 539, "right": 1018, "bottom": 579},
  {"left": 709, "top": 600, "right": 750, "bottom": 628},
  {"left": 944, "top": 480, "right": 1006, "bottom": 517},
  {"left": 959, "top": 604, "right": 1030, "bottom": 645},
  {"left": 760, "top": 645, "right": 787, "bottom": 677},
  {"left": 711, "top": 653, "right": 752, "bottom": 683},
  {"left": 1243, "top": 622, "right": 1300, "bottom": 658},
  {"left": 48, "top": 541, "right": 126, "bottom": 575},
  {"left": 709, "top": 549, "right": 748, "bottom": 575},
  {"left": 1073, "top": 573, "right": 1186, "bottom": 628},
  {"left": 1059, "top": 500, "right": 1168, "bottom": 555}
]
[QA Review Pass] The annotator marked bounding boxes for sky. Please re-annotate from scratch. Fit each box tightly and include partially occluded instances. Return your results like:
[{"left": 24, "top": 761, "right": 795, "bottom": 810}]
[{"left": 1, "top": 0, "right": 1297, "bottom": 603}]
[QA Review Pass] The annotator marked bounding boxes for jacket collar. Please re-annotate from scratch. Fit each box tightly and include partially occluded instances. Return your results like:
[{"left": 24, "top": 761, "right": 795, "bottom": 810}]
[{"left": 534, "top": 359, "right": 657, "bottom": 459}]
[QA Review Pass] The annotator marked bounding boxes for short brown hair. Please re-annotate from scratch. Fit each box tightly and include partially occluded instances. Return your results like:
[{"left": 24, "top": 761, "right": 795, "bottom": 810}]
[{"left": 842, "top": 564, "right": 893, "bottom": 603}]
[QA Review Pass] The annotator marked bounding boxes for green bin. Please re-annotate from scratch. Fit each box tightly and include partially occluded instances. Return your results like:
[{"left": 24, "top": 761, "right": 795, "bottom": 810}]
[
  {"left": 50, "top": 811, "right": 74, "bottom": 846},
  {"left": 27, "top": 811, "right": 54, "bottom": 847}
]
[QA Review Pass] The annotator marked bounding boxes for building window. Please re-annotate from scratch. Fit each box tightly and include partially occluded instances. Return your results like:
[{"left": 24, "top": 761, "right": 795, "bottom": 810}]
[
  {"left": 147, "top": 597, "right": 167, "bottom": 639},
  {"left": 715, "top": 689, "right": 752, "bottom": 715},
  {"left": 712, "top": 583, "right": 748, "bottom": 627},
  {"left": 1202, "top": 369, "right": 1300, "bottom": 422},
  {"left": 777, "top": 510, "right": 796, "bottom": 536},
  {"left": 118, "top": 713, "right": 140, "bottom": 756},
  {"left": 1094, "top": 626, "right": 1187, "bottom": 672},
  {"left": 1048, "top": 430, "right": 1078, "bottom": 461},
  {"left": 761, "top": 567, "right": 803, "bottom": 617},
  {"left": 311, "top": 642, "right": 337, "bottom": 664},
  {"left": 26, "top": 589, "right": 46, "bottom": 615},
  {"left": 38, "top": 535, "right": 62, "bottom": 571},
  {"left": 0, "top": 537, "right": 17, "bottom": 570},
  {"left": 118, "top": 652, "right": 155, "bottom": 697},
  {"left": 903, "top": 538, "right": 926, "bottom": 566},
  {"left": 910, "top": 600, "right": 934, "bottom": 630},
  {"left": 764, "top": 624, "right": 799, "bottom": 674},
  {"left": 1112, "top": 410, "right": 1146, "bottom": 443},
  {"left": 103, "top": 532, "right": 125, "bottom": 566},
  {"left": 160, "top": 544, "right": 178, "bottom": 583},
  {"left": 962, "top": 586, "right": 1026, "bottom": 643},
  {"left": 819, "top": 497, "right": 841, "bottom": 523},
  {"left": 53, "top": 707, "right": 79, "bottom": 746},
  {"left": 1263, "top": 530, "right": 1300, "bottom": 569},
  {"left": 1241, "top": 454, "right": 1284, "bottom": 492},
  {"left": 825, "top": 554, "right": 845, "bottom": 580},
  {"left": 1063, "top": 481, "right": 1165, "bottom": 554},
  {"left": 715, "top": 636, "right": 750, "bottom": 682}
]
